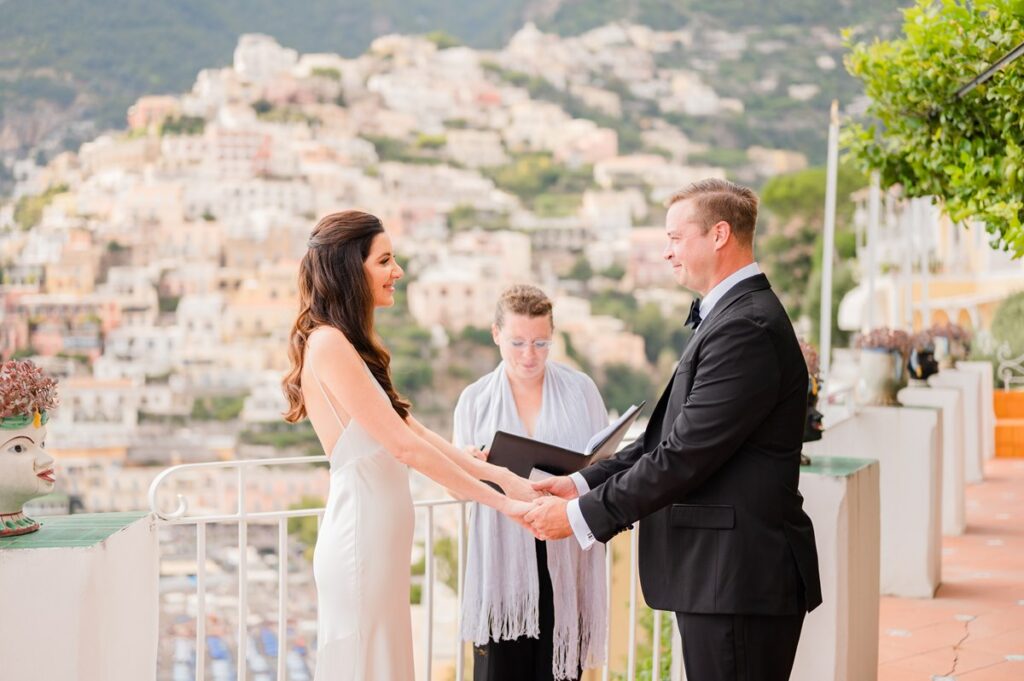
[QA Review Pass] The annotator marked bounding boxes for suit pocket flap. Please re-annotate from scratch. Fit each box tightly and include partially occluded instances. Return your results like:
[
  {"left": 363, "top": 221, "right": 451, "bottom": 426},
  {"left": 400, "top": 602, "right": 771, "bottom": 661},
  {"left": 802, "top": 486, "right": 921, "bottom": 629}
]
[{"left": 670, "top": 504, "right": 735, "bottom": 529}]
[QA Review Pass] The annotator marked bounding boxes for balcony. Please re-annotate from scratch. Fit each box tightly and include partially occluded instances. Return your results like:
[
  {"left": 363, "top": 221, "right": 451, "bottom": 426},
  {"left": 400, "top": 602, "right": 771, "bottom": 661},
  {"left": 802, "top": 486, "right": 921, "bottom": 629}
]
[{"left": 3, "top": 374, "right": 1023, "bottom": 681}]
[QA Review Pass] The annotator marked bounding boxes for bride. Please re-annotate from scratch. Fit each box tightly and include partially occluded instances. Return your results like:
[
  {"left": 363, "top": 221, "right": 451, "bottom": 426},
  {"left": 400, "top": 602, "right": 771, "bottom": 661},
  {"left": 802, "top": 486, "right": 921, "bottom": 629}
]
[{"left": 282, "top": 210, "right": 536, "bottom": 680}]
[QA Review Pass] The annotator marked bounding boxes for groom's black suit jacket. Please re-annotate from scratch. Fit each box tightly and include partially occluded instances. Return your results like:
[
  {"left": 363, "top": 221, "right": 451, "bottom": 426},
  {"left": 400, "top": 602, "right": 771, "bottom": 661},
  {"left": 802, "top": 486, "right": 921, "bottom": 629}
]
[{"left": 579, "top": 274, "right": 822, "bottom": 616}]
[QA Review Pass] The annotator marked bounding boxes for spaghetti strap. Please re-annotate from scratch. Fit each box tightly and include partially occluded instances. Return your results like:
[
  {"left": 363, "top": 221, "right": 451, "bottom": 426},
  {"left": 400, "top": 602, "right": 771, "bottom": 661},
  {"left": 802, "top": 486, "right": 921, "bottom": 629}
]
[{"left": 309, "top": 357, "right": 345, "bottom": 429}]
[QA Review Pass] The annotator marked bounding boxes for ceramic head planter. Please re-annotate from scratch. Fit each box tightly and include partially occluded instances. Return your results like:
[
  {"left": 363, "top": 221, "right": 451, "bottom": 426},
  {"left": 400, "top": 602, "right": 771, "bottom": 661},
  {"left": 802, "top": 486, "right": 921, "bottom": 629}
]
[
  {"left": 928, "top": 322, "right": 972, "bottom": 369},
  {"left": 907, "top": 332, "right": 940, "bottom": 385},
  {"left": 0, "top": 360, "right": 59, "bottom": 537},
  {"left": 853, "top": 327, "right": 912, "bottom": 406}
]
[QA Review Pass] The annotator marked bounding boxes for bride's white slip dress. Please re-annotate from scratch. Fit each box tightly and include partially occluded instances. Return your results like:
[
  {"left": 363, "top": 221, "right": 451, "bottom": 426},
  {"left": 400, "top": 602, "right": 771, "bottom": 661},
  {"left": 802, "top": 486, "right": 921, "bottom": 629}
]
[{"left": 310, "top": 359, "right": 416, "bottom": 681}]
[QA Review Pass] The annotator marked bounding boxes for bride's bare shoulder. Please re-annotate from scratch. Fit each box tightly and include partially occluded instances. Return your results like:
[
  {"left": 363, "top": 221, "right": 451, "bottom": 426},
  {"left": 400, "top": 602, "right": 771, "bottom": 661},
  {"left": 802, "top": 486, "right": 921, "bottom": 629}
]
[
  {"left": 305, "top": 327, "right": 363, "bottom": 372},
  {"left": 307, "top": 326, "right": 353, "bottom": 351}
]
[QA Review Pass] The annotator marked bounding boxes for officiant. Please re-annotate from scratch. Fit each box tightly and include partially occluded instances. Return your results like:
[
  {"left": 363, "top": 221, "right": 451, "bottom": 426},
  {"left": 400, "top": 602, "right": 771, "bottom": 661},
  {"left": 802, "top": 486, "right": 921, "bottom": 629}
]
[{"left": 453, "top": 284, "right": 609, "bottom": 681}]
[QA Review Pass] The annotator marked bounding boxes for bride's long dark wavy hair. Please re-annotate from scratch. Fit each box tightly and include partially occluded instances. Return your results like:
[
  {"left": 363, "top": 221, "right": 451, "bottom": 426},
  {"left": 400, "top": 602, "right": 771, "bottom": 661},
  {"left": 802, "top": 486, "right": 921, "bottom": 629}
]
[{"left": 282, "top": 210, "right": 410, "bottom": 423}]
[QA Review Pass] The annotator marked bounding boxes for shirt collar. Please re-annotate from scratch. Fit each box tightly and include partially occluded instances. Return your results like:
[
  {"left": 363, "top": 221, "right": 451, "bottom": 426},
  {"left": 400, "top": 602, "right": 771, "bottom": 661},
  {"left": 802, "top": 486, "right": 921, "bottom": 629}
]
[{"left": 699, "top": 262, "right": 761, "bottom": 321}]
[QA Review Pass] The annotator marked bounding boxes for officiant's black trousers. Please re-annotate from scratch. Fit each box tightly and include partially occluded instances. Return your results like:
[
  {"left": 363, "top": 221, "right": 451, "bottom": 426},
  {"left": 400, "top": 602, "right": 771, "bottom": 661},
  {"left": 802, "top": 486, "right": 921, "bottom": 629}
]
[
  {"left": 472, "top": 540, "right": 581, "bottom": 681},
  {"left": 675, "top": 608, "right": 805, "bottom": 681}
]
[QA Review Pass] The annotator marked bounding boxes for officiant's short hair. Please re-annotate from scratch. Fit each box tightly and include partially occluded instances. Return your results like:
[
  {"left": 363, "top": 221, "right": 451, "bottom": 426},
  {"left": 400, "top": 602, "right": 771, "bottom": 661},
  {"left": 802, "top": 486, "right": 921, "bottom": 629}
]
[
  {"left": 668, "top": 178, "right": 758, "bottom": 246},
  {"left": 495, "top": 284, "right": 553, "bottom": 328}
]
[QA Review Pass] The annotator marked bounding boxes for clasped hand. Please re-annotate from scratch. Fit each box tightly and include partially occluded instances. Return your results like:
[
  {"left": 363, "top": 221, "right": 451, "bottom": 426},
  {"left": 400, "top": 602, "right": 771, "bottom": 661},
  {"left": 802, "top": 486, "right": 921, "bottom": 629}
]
[{"left": 504, "top": 474, "right": 578, "bottom": 541}]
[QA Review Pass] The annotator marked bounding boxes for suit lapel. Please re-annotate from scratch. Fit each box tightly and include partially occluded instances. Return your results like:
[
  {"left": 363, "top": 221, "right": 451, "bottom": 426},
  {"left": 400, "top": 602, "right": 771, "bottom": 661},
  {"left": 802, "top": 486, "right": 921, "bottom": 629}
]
[
  {"left": 678, "top": 274, "right": 771, "bottom": 366},
  {"left": 700, "top": 273, "right": 770, "bottom": 329},
  {"left": 644, "top": 274, "right": 772, "bottom": 447}
]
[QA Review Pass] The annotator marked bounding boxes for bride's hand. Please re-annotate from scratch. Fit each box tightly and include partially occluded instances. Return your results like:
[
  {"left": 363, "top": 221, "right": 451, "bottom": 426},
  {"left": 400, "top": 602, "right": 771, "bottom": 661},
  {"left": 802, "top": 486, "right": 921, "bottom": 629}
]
[
  {"left": 499, "top": 471, "right": 542, "bottom": 502},
  {"left": 500, "top": 498, "right": 536, "bottom": 534},
  {"left": 531, "top": 474, "right": 579, "bottom": 500}
]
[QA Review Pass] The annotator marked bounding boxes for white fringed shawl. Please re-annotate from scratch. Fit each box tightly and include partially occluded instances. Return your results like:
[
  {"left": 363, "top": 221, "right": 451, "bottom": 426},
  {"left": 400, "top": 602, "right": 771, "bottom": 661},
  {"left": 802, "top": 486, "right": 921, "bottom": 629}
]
[{"left": 454, "top": 361, "right": 608, "bottom": 680}]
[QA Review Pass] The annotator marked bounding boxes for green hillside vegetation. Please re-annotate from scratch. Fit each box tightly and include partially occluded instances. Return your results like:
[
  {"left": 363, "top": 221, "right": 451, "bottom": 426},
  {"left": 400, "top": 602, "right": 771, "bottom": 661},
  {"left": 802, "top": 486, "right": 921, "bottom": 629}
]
[{"left": 1, "top": 0, "right": 899, "bottom": 156}]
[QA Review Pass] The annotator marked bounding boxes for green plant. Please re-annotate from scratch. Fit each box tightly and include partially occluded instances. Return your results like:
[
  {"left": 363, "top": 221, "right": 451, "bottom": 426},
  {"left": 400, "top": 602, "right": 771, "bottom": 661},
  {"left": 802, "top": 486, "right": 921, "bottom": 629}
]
[
  {"left": 190, "top": 395, "right": 246, "bottom": 421},
  {"left": 159, "top": 115, "right": 204, "bottom": 136},
  {"left": 425, "top": 30, "right": 461, "bottom": 50},
  {"left": 844, "top": 0, "right": 1024, "bottom": 255},
  {"left": 608, "top": 605, "right": 673, "bottom": 681},
  {"left": 759, "top": 163, "right": 866, "bottom": 318},
  {"left": 415, "top": 133, "right": 447, "bottom": 150},
  {"left": 565, "top": 255, "right": 594, "bottom": 281},
  {"left": 561, "top": 331, "right": 592, "bottom": 374},
  {"left": 600, "top": 263, "right": 626, "bottom": 280},
  {"left": 239, "top": 421, "right": 322, "bottom": 456},
  {"left": 287, "top": 495, "right": 324, "bottom": 561},
  {"left": 600, "top": 363, "right": 654, "bottom": 414},
  {"left": 458, "top": 326, "right": 494, "bottom": 347},
  {"left": 13, "top": 184, "right": 68, "bottom": 231},
  {"left": 991, "top": 291, "right": 1024, "bottom": 365},
  {"left": 311, "top": 66, "right": 341, "bottom": 81}
]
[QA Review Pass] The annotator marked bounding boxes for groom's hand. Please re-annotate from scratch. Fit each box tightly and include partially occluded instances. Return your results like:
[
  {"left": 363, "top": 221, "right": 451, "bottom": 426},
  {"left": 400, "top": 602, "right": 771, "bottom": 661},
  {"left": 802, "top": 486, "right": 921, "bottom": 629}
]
[
  {"left": 531, "top": 475, "right": 578, "bottom": 500},
  {"left": 524, "top": 496, "right": 572, "bottom": 541}
]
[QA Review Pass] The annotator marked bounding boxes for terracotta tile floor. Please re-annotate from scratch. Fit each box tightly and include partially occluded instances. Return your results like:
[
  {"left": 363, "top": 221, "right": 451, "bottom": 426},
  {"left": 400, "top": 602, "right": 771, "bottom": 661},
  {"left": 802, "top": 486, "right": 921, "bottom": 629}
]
[{"left": 878, "top": 458, "right": 1024, "bottom": 680}]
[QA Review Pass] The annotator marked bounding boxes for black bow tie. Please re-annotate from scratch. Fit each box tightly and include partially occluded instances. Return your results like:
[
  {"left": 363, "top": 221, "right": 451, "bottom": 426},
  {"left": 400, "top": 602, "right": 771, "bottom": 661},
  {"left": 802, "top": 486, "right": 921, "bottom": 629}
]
[{"left": 686, "top": 298, "right": 703, "bottom": 329}]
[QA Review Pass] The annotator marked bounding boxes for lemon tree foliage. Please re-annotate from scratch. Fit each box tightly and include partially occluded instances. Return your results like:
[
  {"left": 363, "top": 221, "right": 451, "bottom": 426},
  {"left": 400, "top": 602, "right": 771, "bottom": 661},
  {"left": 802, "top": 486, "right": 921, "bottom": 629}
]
[{"left": 843, "top": 0, "right": 1024, "bottom": 256}]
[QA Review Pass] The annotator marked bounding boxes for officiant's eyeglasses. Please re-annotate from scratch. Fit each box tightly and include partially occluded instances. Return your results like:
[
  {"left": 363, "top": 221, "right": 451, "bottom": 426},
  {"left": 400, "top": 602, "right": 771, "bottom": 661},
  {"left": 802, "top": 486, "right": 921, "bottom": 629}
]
[{"left": 505, "top": 338, "right": 554, "bottom": 351}]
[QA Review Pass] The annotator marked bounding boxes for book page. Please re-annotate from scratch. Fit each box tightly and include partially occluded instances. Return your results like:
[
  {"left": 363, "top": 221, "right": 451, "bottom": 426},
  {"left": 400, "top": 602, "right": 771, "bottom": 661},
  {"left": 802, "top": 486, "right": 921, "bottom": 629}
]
[{"left": 584, "top": 403, "right": 640, "bottom": 455}]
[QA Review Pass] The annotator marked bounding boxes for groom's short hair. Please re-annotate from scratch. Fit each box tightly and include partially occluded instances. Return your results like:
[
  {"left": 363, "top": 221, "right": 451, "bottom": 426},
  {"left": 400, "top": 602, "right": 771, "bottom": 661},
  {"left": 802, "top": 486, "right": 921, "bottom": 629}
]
[{"left": 667, "top": 179, "right": 759, "bottom": 247}]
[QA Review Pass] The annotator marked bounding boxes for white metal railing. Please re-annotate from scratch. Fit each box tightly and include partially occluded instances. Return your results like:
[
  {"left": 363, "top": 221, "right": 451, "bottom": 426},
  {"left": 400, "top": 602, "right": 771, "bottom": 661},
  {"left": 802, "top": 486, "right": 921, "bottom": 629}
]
[
  {"left": 149, "top": 456, "right": 673, "bottom": 681},
  {"left": 997, "top": 342, "right": 1024, "bottom": 389}
]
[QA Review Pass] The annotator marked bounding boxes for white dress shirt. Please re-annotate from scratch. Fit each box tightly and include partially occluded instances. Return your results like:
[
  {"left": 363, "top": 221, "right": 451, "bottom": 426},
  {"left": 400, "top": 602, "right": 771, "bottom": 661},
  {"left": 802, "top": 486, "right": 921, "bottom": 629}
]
[{"left": 566, "top": 262, "right": 763, "bottom": 549}]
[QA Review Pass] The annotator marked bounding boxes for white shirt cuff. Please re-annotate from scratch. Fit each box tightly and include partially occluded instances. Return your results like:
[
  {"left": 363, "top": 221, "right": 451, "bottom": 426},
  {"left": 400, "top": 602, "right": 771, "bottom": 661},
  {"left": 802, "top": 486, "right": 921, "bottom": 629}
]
[
  {"left": 567, "top": 498, "right": 596, "bottom": 551},
  {"left": 570, "top": 471, "right": 591, "bottom": 496}
]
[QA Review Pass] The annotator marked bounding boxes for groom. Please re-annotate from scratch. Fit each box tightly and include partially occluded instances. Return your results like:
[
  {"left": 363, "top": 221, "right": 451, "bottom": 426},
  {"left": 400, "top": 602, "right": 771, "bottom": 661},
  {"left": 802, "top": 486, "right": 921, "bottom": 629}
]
[{"left": 526, "top": 179, "right": 821, "bottom": 681}]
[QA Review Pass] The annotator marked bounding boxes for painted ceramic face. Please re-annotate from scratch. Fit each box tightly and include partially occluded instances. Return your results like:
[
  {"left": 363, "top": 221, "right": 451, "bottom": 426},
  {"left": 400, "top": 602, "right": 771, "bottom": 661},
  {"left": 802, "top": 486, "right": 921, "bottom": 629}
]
[{"left": 0, "top": 424, "right": 55, "bottom": 514}]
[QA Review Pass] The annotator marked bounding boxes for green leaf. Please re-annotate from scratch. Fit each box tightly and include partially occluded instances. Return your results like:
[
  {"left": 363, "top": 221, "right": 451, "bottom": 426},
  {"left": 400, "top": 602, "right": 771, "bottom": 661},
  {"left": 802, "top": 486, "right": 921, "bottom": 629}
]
[{"left": 843, "top": 0, "right": 1024, "bottom": 257}]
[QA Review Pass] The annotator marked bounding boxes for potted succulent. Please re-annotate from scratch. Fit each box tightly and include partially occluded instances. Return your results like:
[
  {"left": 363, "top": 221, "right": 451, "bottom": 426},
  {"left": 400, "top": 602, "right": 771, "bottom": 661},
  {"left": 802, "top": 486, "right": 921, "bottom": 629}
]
[
  {"left": 798, "top": 340, "right": 824, "bottom": 466},
  {"left": 927, "top": 322, "right": 971, "bottom": 369},
  {"left": 907, "top": 331, "right": 940, "bottom": 385},
  {"left": 0, "top": 360, "right": 59, "bottom": 537},
  {"left": 853, "top": 327, "right": 911, "bottom": 406}
]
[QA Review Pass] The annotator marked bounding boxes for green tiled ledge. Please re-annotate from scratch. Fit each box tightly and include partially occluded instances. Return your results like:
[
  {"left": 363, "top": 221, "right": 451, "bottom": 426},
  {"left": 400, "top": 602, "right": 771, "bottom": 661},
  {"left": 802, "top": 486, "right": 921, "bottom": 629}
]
[
  {"left": 801, "top": 456, "right": 877, "bottom": 478},
  {"left": 0, "top": 512, "right": 148, "bottom": 550}
]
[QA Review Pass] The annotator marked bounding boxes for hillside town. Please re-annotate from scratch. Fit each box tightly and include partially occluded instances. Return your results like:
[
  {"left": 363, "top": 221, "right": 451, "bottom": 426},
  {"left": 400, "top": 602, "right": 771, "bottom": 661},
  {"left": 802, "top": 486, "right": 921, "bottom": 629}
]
[
  {"left": 0, "top": 24, "right": 813, "bottom": 507},
  {"left": 5, "top": 6, "right": 1024, "bottom": 681}
]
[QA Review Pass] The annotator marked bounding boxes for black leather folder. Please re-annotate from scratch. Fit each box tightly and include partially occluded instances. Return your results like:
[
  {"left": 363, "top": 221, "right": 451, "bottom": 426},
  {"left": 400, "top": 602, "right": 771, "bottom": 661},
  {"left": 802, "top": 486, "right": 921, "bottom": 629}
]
[{"left": 487, "top": 401, "right": 645, "bottom": 479}]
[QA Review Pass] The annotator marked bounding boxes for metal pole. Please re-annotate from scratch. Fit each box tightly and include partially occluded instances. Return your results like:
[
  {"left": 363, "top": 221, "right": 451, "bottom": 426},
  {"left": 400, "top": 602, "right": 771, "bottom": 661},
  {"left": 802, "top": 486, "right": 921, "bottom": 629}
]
[
  {"left": 819, "top": 100, "right": 840, "bottom": 382},
  {"left": 954, "top": 40, "right": 1024, "bottom": 99},
  {"left": 424, "top": 506, "right": 435, "bottom": 679},
  {"left": 865, "top": 171, "right": 881, "bottom": 332},
  {"left": 277, "top": 518, "right": 289, "bottom": 681}
]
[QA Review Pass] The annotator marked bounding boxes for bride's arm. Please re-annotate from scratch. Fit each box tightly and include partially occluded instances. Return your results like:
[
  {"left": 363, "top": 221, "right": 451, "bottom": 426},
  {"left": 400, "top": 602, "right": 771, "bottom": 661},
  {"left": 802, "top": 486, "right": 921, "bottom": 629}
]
[
  {"left": 406, "top": 415, "right": 540, "bottom": 501},
  {"left": 306, "top": 329, "right": 529, "bottom": 517}
]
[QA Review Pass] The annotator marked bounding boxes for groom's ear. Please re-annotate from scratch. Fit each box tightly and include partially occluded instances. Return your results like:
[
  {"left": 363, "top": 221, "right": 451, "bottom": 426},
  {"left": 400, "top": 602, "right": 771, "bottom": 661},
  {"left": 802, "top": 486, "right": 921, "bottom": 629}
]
[
  {"left": 491, "top": 324, "right": 501, "bottom": 345},
  {"left": 712, "top": 220, "right": 733, "bottom": 251}
]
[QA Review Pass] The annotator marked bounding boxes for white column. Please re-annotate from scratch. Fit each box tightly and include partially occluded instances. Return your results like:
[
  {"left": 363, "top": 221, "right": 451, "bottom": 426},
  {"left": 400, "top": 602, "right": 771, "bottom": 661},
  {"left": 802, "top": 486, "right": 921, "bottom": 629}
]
[
  {"left": 901, "top": 203, "right": 914, "bottom": 328},
  {"left": 918, "top": 200, "right": 931, "bottom": 328},
  {"left": 820, "top": 101, "right": 840, "bottom": 382},
  {"left": 865, "top": 172, "right": 881, "bottom": 332}
]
